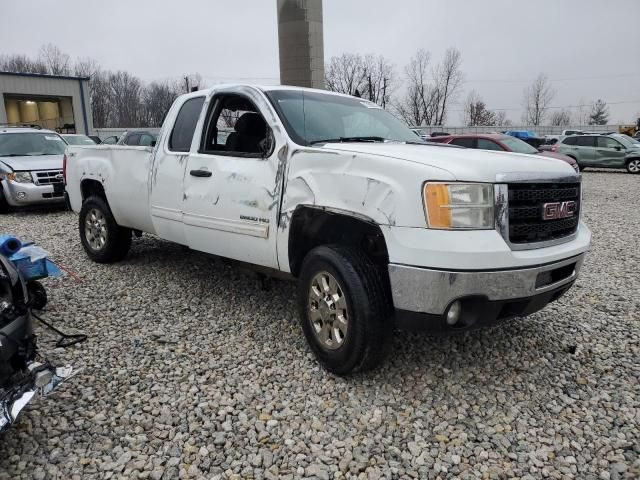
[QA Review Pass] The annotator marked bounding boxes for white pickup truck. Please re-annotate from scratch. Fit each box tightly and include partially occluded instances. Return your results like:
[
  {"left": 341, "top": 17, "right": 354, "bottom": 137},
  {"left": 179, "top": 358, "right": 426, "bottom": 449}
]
[{"left": 65, "top": 85, "right": 591, "bottom": 374}]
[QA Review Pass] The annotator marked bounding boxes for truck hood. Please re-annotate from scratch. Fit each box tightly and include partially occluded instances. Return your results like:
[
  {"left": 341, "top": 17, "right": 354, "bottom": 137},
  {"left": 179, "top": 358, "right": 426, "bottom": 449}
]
[
  {"left": 322, "top": 143, "right": 578, "bottom": 182},
  {"left": 0, "top": 154, "right": 64, "bottom": 172}
]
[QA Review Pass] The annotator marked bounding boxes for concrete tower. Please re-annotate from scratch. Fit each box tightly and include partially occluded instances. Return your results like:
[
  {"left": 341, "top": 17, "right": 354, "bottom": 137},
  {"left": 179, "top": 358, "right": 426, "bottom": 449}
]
[{"left": 277, "top": 0, "right": 325, "bottom": 89}]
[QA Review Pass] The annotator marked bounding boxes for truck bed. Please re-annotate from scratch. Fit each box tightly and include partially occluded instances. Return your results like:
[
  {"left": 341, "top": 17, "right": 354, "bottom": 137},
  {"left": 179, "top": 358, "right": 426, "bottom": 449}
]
[{"left": 65, "top": 145, "right": 156, "bottom": 234}]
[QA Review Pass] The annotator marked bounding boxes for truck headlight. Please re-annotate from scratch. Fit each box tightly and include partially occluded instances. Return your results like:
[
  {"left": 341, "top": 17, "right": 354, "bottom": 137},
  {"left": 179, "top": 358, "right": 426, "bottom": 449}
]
[
  {"left": 423, "top": 182, "right": 494, "bottom": 229},
  {"left": 7, "top": 172, "right": 33, "bottom": 183}
]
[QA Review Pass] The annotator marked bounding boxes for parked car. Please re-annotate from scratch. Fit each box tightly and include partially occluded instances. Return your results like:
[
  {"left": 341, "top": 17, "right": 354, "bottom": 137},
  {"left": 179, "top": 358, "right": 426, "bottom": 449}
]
[
  {"left": 65, "top": 85, "right": 590, "bottom": 374},
  {"left": 552, "top": 133, "right": 640, "bottom": 173},
  {"left": 0, "top": 127, "right": 66, "bottom": 212},
  {"left": 429, "top": 133, "right": 579, "bottom": 172},
  {"left": 101, "top": 136, "right": 119, "bottom": 144},
  {"left": 410, "top": 128, "right": 429, "bottom": 140},
  {"left": 62, "top": 134, "right": 97, "bottom": 146},
  {"left": 116, "top": 131, "right": 157, "bottom": 146}
]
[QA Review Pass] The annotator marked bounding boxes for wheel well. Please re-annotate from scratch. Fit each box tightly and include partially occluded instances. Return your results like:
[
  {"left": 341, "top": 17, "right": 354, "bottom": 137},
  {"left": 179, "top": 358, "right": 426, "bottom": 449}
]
[
  {"left": 80, "top": 179, "right": 106, "bottom": 201},
  {"left": 288, "top": 206, "right": 389, "bottom": 277},
  {"left": 626, "top": 156, "right": 640, "bottom": 163}
]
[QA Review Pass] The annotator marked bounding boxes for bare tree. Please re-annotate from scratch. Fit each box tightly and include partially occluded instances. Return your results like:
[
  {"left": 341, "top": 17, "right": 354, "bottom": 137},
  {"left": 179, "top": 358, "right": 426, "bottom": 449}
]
[
  {"left": 109, "top": 71, "right": 142, "bottom": 127},
  {"left": 361, "top": 55, "right": 394, "bottom": 108},
  {"left": 142, "top": 82, "right": 181, "bottom": 127},
  {"left": 588, "top": 99, "right": 609, "bottom": 125},
  {"left": 549, "top": 108, "right": 572, "bottom": 127},
  {"left": 38, "top": 43, "right": 71, "bottom": 75},
  {"left": 522, "top": 74, "right": 555, "bottom": 126},
  {"left": 0, "top": 53, "right": 48, "bottom": 74},
  {"left": 395, "top": 48, "right": 464, "bottom": 126},
  {"left": 433, "top": 48, "right": 464, "bottom": 125},
  {"left": 462, "top": 90, "right": 496, "bottom": 126},
  {"left": 574, "top": 98, "right": 591, "bottom": 125},
  {"left": 394, "top": 49, "right": 435, "bottom": 126},
  {"left": 494, "top": 111, "right": 511, "bottom": 127},
  {"left": 325, "top": 53, "right": 395, "bottom": 108},
  {"left": 325, "top": 53, "right": 366, "bottom": 96}
]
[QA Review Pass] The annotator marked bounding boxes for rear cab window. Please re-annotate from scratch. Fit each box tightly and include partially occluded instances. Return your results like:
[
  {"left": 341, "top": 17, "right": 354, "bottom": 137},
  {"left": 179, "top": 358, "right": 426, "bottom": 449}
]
[{"left": 169, "top": 96, "right": 206, "bottom": 152}]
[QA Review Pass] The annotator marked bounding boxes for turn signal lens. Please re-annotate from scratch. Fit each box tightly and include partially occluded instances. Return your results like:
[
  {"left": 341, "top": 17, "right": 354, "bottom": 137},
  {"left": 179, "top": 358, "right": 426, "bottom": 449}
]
[
  {"left": 424, "top": 184, "right": 452, "bottom": 228},
  {"left": 423, "top": 183, "right": 494, "bottom": 229}
]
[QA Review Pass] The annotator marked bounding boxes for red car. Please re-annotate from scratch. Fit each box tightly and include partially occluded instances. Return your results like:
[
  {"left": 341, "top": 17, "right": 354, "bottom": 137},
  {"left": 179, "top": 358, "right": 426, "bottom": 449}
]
[{"left": 430, "top": 133, "right": 579, "bottom": 172}]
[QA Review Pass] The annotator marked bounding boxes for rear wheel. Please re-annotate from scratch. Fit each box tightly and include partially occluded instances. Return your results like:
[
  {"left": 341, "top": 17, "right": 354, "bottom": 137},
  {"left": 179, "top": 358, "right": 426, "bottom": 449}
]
[
  {"left": 626, "top": 158, "right": 640, "bottom": 174},
  {"left": 297, "top": 245, "right": 392, "bottom": 375},
  {"left": 79, "top": 196, "right": 131, "bottom": 263}
]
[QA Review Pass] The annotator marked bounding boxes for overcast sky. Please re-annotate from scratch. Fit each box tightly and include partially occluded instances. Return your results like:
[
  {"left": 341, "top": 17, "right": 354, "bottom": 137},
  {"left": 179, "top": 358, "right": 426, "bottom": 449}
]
[{"left": 1, "top": 0, "right": 639, "bottom": 124}]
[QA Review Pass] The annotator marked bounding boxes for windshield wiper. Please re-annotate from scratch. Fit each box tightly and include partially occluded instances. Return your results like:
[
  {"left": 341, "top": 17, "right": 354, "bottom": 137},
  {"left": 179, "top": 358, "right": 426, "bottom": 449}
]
[
  {"left": 310, "top": 136, "right": 387, "bottom": 145},
  {"left": 0, "top": 154, "right": 27, "bottom": 157}
]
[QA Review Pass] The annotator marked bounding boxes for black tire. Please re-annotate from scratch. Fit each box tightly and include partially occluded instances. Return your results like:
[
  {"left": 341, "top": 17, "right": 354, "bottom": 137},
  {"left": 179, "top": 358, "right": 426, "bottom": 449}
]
[
  {"left": 0, "top": 186, "right": 10, "bottom": 214},
  {"left": 297, "top": 245, "right": 392, "bottom": 375},
  {"left": 626, "top": 158, "right": 640, "bottom": 174},
  {"left": 27, "top": 281, "right": 48, "bottom": 310},
  {"left": 79, "top": 196, "right": 131, "bottom": 263}
]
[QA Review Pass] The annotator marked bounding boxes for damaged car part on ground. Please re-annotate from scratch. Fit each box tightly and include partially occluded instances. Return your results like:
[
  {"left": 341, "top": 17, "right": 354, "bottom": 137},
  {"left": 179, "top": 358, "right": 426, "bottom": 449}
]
[{"left": 0, "top": 237, "right": 83, "bottom": 432}]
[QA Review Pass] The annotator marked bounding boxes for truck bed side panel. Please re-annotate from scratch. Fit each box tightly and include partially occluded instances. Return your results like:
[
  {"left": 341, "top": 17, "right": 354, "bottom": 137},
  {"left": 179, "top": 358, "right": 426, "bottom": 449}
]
[{"left": 66, "top": 146, "right": 155, "bottom": 234}]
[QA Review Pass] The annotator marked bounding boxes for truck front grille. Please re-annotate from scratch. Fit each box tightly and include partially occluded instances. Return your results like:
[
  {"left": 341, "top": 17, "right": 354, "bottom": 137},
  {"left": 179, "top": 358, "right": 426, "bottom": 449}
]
[
  {"left": 507, "top": 183, "right": 580, "bottom": 244},
  {"left": 34, "top": 170, "right": 63, "bottom": 185}
]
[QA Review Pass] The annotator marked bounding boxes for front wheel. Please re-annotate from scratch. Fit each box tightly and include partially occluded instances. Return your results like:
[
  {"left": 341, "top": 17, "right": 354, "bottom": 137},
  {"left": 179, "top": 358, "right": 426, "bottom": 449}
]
[
  {"left": 626, "top": 158, "right": 640, "bottom": 174},
  {"left": 79, "top": 196, "right": 131, "bottom": 263},
  {"left": 297, "top": 245, "right": 392, "bottom": 375}
]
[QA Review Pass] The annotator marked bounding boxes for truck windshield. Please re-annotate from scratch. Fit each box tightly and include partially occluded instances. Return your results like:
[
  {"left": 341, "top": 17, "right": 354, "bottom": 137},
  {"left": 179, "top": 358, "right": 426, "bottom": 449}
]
[
  {"left": 0, "top": 132, "right": 67, "bottom": 156},
  {"left": 265, "top": 89, "right": 423, "bottom": 146}
]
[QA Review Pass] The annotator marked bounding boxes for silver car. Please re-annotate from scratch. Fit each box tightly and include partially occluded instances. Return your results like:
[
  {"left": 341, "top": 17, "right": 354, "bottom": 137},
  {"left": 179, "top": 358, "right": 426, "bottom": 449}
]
[{"left": 0, "top": 127, "right": 67, "bottom": 212}]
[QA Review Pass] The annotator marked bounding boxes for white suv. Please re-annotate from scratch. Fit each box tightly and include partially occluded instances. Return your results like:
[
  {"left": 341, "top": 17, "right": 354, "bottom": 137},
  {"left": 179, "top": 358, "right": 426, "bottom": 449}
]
[{"left": 0, "top": 127, "right": 67, "bottom": 212}]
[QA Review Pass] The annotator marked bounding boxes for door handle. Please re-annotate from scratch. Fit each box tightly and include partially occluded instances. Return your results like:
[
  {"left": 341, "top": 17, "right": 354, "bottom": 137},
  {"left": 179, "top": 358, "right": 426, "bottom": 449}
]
[{"left": 190, "top": 169, "right": 212, "bottom": 178}]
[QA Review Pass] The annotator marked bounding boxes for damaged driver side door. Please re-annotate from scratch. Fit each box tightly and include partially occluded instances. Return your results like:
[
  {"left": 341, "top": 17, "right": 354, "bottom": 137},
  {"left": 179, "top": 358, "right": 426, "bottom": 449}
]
[{"left": 182, "top": 92, "right": 282, "bottom": 269}]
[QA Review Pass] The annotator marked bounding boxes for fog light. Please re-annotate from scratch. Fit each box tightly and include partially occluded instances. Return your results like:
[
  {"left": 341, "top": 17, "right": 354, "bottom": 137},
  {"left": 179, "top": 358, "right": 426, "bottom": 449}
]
[
  {"left": 16, "top": 191, "right": 26, "bottom": 199},
  {"left": 446, "top": 301, "right": 461, "bottom": 326}
]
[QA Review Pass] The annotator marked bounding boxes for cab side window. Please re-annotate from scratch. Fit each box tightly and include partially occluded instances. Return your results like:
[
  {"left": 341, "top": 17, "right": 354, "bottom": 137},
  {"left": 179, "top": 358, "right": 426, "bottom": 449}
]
[
  {"left": 200, "top": 94, "right": 271, "bottom": 157},
  {"left": 576, "top": 136, "right": 596, "bottom": 147},
  {"left": 597, "top": 137, "right": 621, "bottom": 149},
  {"left": 562, "top": 136, "right": 577, "bottom": 146},
  {"left": 169, "top": 97, "right": 205, "bottom": 152},
  {"left": 450, "top": 138, "right": 475, "bottom": 148}
]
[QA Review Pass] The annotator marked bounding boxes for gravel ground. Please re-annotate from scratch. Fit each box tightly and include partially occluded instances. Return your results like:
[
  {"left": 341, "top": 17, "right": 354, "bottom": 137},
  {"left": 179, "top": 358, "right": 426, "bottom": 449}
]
[{"left": 0, "top": 170, "right": 638, "bottom": 480}]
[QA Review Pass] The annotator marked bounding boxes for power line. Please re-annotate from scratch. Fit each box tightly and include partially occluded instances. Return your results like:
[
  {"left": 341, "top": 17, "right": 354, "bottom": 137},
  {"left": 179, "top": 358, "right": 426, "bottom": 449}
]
[
  {"left": 466, "top": 72, "right": 640, "bottom": 84},
  {"left": 448, "top": 99, "right": 640, "bottom": 113}
]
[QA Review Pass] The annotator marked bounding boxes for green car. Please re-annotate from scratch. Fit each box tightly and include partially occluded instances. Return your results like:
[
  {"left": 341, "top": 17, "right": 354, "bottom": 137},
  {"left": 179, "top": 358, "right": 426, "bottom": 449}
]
[{"left": 554, "top": 133, "right": 640, "bottom": 174}]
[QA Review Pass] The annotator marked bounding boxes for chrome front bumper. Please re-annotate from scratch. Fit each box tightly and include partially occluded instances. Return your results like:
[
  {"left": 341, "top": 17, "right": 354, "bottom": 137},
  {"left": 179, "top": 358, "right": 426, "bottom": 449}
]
[
  {"left": 2, "top": 179, "right": 65, "bottom": 206},
  {"left": 389, "top": 254, "right": 585, "bottom": 316}
]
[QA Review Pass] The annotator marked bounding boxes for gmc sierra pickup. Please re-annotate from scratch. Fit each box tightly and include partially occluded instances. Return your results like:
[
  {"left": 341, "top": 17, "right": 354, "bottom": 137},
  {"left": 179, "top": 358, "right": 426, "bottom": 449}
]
[{"left": 64, "top": 85, "right": 591, "bottom": 374}]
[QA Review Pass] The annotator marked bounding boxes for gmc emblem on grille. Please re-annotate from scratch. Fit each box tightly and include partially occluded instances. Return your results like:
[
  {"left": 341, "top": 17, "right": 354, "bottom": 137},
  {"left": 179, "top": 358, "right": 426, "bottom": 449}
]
[{"left": 542, "top": 201, "right": 576, "bottom": 220}]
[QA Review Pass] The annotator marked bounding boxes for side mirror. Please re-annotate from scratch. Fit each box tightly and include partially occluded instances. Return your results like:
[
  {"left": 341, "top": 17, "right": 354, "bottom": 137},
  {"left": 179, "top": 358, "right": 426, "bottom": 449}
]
[
  {"left": 259, "top": 130, "right": 275, "bottom": 159},
  {"left": 614, "top": 145, "right": 622, "bottom": 151},
  {"left": 150, "top": 140, "right": 157, "bottom": 147}
]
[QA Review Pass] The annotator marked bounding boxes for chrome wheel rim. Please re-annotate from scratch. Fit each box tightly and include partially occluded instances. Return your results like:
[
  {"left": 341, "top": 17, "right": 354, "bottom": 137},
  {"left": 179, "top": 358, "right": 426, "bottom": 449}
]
[
  {"left": 629, "top": 160, "right": 640, "bottom": 173},
  {"left": 84, "top": 208, "right": 107, "bottom": 251},
  {"left": 308, "top": 271, "right": 349, "bottom": 350}
]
